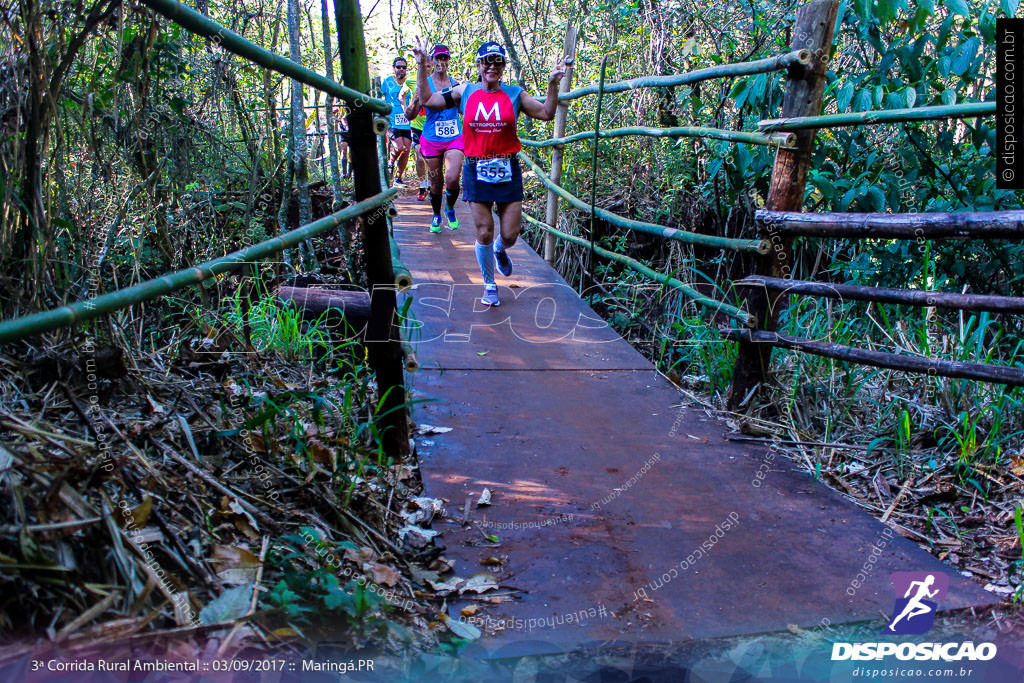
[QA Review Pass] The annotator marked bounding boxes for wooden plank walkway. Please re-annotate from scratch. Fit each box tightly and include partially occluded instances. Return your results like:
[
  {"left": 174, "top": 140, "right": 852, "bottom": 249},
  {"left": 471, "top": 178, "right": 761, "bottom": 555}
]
[{"left": 392, "top": 191, "right": 996, "bottom": 655}]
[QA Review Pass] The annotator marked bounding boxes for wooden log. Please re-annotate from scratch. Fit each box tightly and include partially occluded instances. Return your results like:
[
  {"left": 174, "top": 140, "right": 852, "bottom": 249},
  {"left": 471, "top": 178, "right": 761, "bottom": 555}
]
[
  {"left": 735, "top": 276, "right": 1024, "bottom": 314},
  {"left": 728, "top": 0, "right": 840, "bottom": 410},
  {"left": 756, "top": 210, "right": 1024, "bottom": 239},
  {"left": 276, "top": 286, "right": 371, "bottom": 331},
  {"left": 722, "top": 329, "right": 1024, "bottom": 387}
]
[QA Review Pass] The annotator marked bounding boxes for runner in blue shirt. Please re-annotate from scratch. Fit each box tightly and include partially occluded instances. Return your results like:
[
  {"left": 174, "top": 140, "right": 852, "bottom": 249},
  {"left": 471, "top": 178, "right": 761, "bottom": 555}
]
[{"left": 381, "top": 57, "right": 413, "bottom": 186}]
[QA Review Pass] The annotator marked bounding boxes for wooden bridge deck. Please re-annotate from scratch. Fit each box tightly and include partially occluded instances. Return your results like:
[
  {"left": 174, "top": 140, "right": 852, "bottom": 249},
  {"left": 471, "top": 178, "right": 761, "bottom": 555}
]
[{"left": 392, "top": 191, "right": 995, "bottom": 655}]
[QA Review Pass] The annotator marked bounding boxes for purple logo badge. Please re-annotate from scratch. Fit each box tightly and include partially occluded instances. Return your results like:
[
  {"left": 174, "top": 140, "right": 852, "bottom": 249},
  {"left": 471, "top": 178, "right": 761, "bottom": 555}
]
[{"left": 885, "top": 572, "right": 948, "bottom": 635}]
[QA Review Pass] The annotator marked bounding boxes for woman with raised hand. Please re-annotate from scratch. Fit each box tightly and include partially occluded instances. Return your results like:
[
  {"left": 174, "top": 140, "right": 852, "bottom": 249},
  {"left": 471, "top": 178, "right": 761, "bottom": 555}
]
[
  {"left": 413, "top": 38, "right": 568, "bottom": 307},
  {"left": 416, "top": 45, "right": 465, "bottom": 233}
]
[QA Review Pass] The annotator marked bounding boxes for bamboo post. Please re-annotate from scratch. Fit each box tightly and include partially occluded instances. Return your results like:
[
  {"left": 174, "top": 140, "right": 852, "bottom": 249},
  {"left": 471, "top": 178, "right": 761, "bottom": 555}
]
[
  {"left": 334, "top": 0, "right": 410, "bottom": 460},
  {"left": 587, "top": 55, "right": 608, "bottom": 299},
  {"left": 727, "top": 0, "right": 840, "bottom": 410},
  {"left": 542, "top": 23, "right": 577, "bottom": 263}
]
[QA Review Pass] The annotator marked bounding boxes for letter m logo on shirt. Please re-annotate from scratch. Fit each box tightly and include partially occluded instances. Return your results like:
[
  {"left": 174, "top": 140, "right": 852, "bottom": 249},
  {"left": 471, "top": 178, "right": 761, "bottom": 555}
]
[{"left": 474, "top": 101, "right": 501, "bottom": 122}]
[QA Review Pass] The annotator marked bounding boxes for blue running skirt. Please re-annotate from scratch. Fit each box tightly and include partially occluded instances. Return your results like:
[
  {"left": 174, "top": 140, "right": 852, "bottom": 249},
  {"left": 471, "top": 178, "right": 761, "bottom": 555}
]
[{"left": 462, "top": 157, "right": 524, "bottom": 204}]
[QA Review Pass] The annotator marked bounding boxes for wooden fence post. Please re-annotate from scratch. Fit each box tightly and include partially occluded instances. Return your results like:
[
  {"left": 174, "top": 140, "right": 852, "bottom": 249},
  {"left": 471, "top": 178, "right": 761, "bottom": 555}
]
[
  {"left": 727, "top": 0, "right": 840, "bottom": 410},
  {"left": 543, "top": 23, "right": 578, "bottom": 264},
  {"left": 334, "top": 0, "right": 410, "bottom": 459}
]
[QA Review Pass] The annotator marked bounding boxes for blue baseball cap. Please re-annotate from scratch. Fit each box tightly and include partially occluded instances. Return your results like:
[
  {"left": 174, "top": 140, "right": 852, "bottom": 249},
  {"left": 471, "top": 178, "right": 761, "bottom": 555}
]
[{"left": 476, "top": 42, "right": 506, "bottom": 62}]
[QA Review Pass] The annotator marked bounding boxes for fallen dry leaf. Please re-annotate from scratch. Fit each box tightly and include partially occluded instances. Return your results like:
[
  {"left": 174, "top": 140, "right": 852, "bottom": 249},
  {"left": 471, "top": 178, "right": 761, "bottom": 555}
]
[
  {"left": 344, "top": 546, "right": 378, "bottom": 565},
  {"left": 364, "top": 561, "right": 401, "bottom": 587},
  {"left": 416, "top": 424, "right": 453, "bottom": 436},
  {"left": 460, "top": 572, "right": 499, "bottom": 595},
  {"left": 209, "top": 545, "right": 261, "bottom": 585}
]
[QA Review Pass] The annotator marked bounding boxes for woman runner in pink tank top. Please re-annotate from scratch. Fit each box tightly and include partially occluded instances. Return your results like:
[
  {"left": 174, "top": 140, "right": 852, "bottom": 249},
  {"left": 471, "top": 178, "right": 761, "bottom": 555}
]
[{"left": 413, "top": 38, "right": 569, "bottom": 307}]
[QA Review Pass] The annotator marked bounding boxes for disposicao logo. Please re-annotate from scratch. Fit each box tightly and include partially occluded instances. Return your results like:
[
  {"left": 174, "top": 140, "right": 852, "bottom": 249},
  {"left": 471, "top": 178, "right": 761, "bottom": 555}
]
[
  {"left": 885, "top": 571, "right": 948, "bottom": 635},
  {"left": 831, "top": 572, "right": 997, "bottom": 662}
]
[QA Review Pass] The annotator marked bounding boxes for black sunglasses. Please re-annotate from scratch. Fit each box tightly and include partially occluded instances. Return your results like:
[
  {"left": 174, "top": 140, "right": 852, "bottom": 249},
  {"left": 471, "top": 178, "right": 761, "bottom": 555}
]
[{"left": 480, "top": 56, "right": 506, "bottom": 66}]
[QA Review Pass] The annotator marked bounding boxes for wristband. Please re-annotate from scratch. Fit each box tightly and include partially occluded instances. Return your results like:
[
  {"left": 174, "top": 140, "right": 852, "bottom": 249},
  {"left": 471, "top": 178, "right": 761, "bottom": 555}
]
[{"left": 443, "top": 90, "right": 455, "bottom": 108}]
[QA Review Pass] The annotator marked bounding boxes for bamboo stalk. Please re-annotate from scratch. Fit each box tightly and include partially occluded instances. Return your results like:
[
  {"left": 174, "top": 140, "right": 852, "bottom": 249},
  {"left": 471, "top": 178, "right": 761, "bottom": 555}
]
[
  {"left": 0, "top": 191, "right": 396, "bottom": 344},
  {"left": 335, "top": 0, "right": 409, "bottom": 460},
  {"left": 521, "top": 125, "right": 782, "bottom": 148},
  {"left": 758, "top": 102, "right": 995, "bottom": 131},
  {"left": 389, "top": 236, "right": 412, "bottom": 291},
  {"left": 524, "top": 214, "right": 754, "bottom": 326},
  {"left": 735, "top": 276, "right": 1024, "bottom": 314},
  {"left": 137, "top": 0, "right": 389, "bottom": 115},
  {"left": 519, "top": 153, "right": 767, "bottom": 253},
  {"left": 722, "top": 329, "right": 1024, "bottom": 387},
  {"left": 756, "top": 209, "right": 1024, "bottom": 239},
  {"left": 543, "top": 23, "right": 577, "bottom": 263},
  {"left": 587, "top": 56, "right": 608, "bottom": 284},
  {"left": 401, "top": 339, "right": 419, "bottom": 373},
  {"left": 559, "top": 49, "right": 810, "bottom": 102}
]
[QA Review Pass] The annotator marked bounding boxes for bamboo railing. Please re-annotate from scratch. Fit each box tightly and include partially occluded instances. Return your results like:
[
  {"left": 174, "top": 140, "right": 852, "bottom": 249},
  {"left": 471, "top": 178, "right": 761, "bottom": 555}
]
[
  {"left": 0, "top": 191, "right": 397, "bottom": 344},
  {"left": 138, "top": 0, "right": 389, "bottom": 115},
  {"left": 558, "top": 49, "right": 811, "bottom": 102},
  {"left": 0, "top": 0, "right": 411, "bottom": 459},
  {"left": 521, "top": 126, "right": 792, "bottom": 149},
  {"left": 519, "top": 153, "right": 768, "bottom": 254},
  {"left": 520, "top": 0, "right": 1018, "bottom": 402},
  {"left": 524, "top": 215, "right": 754, "bottom": 326}
]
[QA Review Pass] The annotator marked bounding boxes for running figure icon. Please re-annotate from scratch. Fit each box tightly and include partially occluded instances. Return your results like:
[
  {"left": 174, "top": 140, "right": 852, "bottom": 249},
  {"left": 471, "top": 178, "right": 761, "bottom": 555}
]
[{"left": 887, "top": 574, "right": 939, "bottom": 633}]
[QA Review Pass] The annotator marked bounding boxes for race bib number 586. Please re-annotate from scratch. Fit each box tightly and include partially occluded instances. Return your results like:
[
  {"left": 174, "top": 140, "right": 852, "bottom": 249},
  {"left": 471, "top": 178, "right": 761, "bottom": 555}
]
[{"left": 434, "top": 120, "right": 459, "bottom": 139}]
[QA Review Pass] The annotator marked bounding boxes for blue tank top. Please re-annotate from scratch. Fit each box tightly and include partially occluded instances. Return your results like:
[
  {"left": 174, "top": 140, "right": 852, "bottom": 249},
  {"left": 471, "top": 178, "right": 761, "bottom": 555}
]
[
  {"left": 423, "top": 75, "right": 462, "bottom": 143},
  {"left": 382, "top": 76, "right": 411, "bottom": 130}
]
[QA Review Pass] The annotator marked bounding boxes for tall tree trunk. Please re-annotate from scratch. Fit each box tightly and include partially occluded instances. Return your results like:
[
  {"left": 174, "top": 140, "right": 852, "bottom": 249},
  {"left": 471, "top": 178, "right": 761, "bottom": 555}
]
[
  {"left": 263, "top": 3, "right": 283, "bottom": 200},
  {"left": 320, "top": 0, "right": 344, "bottom": 206},
  {"left": 22, "top": 0, "right": 48, "bottom": 292},
  {"left": 286, "top": 0, "right": 315, "bottom": 268}
]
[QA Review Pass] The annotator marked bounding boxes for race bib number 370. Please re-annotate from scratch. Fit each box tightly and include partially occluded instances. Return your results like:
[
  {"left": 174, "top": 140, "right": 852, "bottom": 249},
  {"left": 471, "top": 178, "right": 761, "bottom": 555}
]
[
  {"left": 434, "top": 120, "right": 459, "bottom": 139},
  {"left": 393, "top": 111, "right": 409, "bottom": 126},
  {"left": 476, "top": 157, "right": 513, "bottom": 184}
]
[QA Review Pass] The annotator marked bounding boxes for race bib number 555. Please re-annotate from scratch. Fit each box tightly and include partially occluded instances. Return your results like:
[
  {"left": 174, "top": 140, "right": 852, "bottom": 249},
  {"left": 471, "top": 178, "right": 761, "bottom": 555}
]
[{"left": 476, "top": 157, "right": 512, "bottom": 184}]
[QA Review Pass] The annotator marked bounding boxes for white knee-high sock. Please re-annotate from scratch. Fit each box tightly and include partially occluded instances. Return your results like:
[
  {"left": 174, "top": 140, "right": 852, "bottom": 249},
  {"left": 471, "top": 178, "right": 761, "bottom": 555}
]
[{"left": 475, "top": 242, "right": 495, "bottom": 287}]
